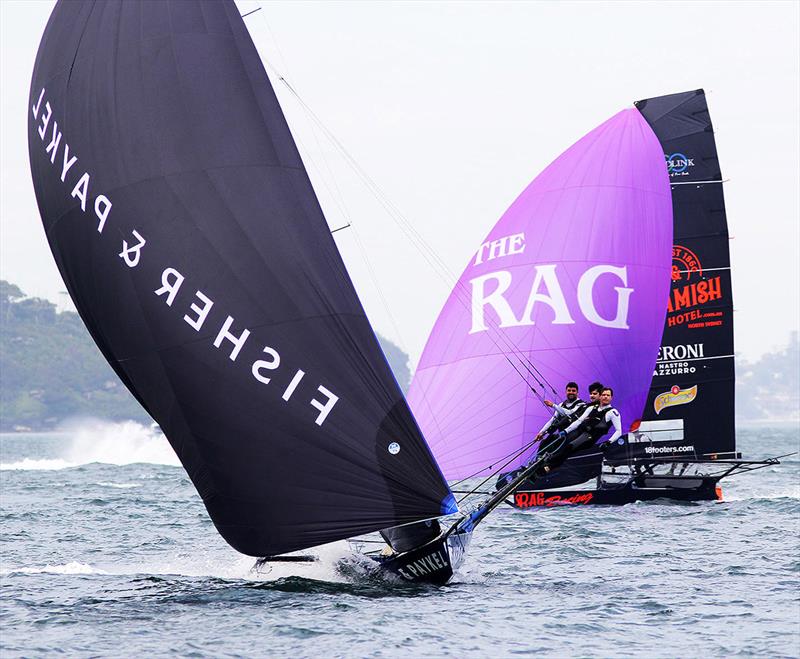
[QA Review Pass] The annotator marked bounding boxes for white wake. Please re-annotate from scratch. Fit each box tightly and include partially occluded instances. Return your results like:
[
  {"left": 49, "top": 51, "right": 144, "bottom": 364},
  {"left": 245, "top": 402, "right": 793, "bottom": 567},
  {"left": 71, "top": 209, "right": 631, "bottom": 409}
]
[{"left": 1, "top": 543, "right": 360, "bottom": 583}]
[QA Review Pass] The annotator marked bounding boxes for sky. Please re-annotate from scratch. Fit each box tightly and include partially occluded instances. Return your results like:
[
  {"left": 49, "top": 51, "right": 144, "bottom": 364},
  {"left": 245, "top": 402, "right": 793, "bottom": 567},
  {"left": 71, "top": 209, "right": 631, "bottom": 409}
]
[{"left": 1, "top": 0, "right": 798, "bottom": 367}]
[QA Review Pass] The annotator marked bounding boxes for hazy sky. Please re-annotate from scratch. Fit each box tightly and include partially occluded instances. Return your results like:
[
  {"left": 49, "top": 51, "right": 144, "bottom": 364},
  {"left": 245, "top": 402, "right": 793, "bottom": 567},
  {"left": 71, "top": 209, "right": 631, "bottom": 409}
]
[{"left": 2, "top": 1, "right": 798, "bottom": 366}]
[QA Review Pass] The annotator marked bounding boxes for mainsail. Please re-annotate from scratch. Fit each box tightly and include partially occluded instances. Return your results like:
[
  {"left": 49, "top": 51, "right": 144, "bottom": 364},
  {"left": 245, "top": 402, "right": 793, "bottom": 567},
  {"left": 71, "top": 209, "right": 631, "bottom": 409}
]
[
  {"left": 633, "top": 90, "right": 736, "bottom": 459},
  {"left": 28, "top": 0, "right": 454, "bottom": 557},
  {"left": 408, "top": 109, "right": 673, "bottom": 481}
]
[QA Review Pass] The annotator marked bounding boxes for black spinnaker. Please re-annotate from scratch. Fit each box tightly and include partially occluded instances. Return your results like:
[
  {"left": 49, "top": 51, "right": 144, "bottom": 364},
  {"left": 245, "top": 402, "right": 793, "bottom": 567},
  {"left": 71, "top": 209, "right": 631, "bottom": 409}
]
[{"left": 28, "top": 0, "right": 455, "bottom": 558}]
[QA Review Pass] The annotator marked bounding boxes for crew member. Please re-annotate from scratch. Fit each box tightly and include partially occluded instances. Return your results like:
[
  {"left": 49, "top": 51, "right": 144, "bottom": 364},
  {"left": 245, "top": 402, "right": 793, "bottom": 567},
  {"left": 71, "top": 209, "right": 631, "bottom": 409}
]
[
  {"left": 539, "top": 381, "right": 604, "bottom": 439},
  {"left": 536, "top": 381, "right": 583, "bottom": 440},
  {"left": 552, "top": 381, "right": 603, "bottom": 420},
  {"left": 494, "top": 383, "right": 606, "bottom": 489},
  {"left": 542, "top": 387, "right": 622, "bottom": 474}
]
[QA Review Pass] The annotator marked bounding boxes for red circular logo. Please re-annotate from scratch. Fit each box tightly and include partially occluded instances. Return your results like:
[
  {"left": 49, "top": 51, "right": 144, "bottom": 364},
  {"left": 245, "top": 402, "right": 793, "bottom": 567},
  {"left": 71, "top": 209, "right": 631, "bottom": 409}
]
[{"left": 672, "top": 245, "right": 703, "bottom": 282}]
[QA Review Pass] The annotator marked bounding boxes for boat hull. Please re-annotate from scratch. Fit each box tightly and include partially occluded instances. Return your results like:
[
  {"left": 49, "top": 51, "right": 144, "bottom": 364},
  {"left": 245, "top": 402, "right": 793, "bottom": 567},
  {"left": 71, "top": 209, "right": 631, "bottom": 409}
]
[
  {"left": 511, "top": 474, "right": 723, "bottom": 508},
  {"left": 374, "top": 529, "right": 472, "bottom": 585}
]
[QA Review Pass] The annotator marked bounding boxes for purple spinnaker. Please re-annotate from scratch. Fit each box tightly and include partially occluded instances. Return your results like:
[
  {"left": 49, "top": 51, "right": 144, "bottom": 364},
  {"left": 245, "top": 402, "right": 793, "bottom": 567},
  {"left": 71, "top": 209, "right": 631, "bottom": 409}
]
[{"left": 408, "top": 109, "right": 673, "bottom": 481}]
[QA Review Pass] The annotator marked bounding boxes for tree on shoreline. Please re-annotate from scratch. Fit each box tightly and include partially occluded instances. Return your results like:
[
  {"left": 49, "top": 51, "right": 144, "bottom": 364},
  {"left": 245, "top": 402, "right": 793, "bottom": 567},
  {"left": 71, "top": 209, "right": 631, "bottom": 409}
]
[{"left": 736, "top": 331, "right": 799, "bottom": 423}]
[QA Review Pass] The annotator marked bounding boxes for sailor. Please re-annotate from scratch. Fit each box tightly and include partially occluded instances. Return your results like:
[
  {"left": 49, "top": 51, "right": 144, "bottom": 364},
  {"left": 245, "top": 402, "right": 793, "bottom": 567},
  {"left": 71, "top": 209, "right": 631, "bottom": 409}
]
[
  {"left": 541, "top": 387, "right": 622, "bottom": 474},
  {"left": 494, "top": 383, "right": 606, "bottom": 489},
  {"left": 536, "top": 381, "right": 584, "bottom": 440},
  {"left": 538, "top": 381, "right": 604, "bottom": 440}
]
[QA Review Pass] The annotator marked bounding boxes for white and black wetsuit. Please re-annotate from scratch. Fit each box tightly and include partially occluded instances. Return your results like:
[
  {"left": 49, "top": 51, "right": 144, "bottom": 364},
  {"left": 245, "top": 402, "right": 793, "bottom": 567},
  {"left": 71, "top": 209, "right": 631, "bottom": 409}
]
[
  {"left": 496, "top": 397, "right": 589, "bottom": 488},
  {"left": 565, "top": 404, "right": 622, "bottom": 445},
  {"left": 543, "top": 404, "right": 622, "bottom": 472},
  {"left": 537, "top": 397, "right": 585, "bottom": 435}
]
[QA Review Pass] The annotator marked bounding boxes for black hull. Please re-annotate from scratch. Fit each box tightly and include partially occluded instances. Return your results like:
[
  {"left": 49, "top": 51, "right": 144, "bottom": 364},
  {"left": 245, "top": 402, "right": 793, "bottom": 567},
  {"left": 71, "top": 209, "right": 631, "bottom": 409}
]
[
  {"left": 373, "top": 529, "right": 472, "bottom": 585},
  {"left": 250, "top": 531, "right": 471, "bottom": 585},
  {"left": 512, "top": 474, "right": 722, "bottom": 508}
]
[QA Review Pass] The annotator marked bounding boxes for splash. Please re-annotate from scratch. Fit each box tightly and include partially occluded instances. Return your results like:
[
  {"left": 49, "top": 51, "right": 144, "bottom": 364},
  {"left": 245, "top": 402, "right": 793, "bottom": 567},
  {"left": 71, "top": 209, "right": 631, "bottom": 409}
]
[
  {"left": 0, "top": 419, "right": 180, "bottom": 470},
  {"left": 62, "top": 419, "right": 181, "bottom": 466},
  {"left": 1, "top": 561, "right": 107, "bottom": 576},
  {"left": 247, "top": 542, "right": 360, "bottom": 583},
  {"left": 0, "top": 458, "right": 75, "bottom": 471},
  {"left": 151, "top": 542, "right": 357, "bottom": 583},
  {"left": 1, "top": 544, "right": 358, "bottom": 584}
]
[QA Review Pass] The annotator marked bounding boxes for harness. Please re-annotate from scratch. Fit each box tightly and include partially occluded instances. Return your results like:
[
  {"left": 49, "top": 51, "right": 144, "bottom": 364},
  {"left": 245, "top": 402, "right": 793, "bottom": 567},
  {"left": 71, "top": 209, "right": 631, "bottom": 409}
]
[
  {"left": 584, "top": 405, "right": 618, "bottom": 440},
  {"left": 551, "top": 398, "right": 587, "bottom": 432},
  {"left": 561, "top": 397, "right": 584, "bottom": 412}
]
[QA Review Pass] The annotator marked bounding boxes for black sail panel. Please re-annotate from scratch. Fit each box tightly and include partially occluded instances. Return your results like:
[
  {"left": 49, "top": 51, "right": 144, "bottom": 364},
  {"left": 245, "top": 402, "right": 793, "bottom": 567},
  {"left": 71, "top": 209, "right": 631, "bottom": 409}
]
[
  {"left": 28, "top": 0, "right": 453, "bottom": 556},
  {"left": 634, "top": 90, "right": 735, "bottom": 459}
]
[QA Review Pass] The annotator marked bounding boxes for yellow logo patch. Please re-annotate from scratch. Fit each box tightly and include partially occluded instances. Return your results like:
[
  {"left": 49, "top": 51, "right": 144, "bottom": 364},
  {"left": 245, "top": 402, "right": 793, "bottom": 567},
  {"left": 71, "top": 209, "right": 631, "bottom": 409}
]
[{"left": 654, "top": 385, "right": 698, "bottom": 415}]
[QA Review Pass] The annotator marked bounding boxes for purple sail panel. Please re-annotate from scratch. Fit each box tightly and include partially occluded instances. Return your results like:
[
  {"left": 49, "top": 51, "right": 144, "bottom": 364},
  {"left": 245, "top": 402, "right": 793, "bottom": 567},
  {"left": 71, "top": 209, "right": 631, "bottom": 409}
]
[{"left": 408, "top": 109, "right": 672, "bottom": 480}]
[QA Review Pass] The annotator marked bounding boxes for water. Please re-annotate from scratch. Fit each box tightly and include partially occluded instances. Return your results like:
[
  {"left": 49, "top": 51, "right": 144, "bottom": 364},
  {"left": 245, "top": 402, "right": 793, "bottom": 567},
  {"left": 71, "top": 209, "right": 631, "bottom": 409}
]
[{"left": 1, "top": 421, "right": 798, "bottom": 657}]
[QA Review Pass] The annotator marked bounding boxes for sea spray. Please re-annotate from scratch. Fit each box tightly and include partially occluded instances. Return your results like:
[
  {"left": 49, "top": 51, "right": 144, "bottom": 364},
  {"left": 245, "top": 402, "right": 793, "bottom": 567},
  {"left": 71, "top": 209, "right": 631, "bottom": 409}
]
[
  {"left": 61, "top": 418, "right": 180, "bottom": 467},
  {"left": 0, "top": 562, "right": 107, "bottom": 576},
  {"left": 0, "top": 419, "right": 179, "bottom": 470}
]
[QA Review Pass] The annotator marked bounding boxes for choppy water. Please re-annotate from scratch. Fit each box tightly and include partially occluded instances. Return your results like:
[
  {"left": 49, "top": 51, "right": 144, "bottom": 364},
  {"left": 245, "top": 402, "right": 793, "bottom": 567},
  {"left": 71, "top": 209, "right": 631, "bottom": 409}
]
[{"left": 1, "top": 421, "right": 798, "bottom": 657}]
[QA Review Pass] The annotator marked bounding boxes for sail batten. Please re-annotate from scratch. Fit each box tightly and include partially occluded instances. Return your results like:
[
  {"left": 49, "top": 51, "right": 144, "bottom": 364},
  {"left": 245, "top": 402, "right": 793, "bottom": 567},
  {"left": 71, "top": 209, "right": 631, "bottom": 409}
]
[{"left": 29, "top": 0, "right": 452, "bottom": 557}]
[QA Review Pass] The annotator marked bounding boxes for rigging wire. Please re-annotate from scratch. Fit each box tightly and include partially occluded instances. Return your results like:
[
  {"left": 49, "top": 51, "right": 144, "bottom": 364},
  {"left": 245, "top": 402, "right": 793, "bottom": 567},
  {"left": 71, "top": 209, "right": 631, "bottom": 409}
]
[
  {"left": 240, "top": 7, "right": 565, "bottom": 485},
  {"left": 240, "top": 3, "right": 557, "bottom": 399},
  {"left": 242, "top": 4, "right": 417, "bottom": 365},
  {"left": 454, "top": 432, "right": 569, "bottom": 504},
  {"left": 277, "top": 75, "right": 556, "bottom": 395},
  {"left": 451, "top": 436, "right": 540, "bottom": 490},
  {"left": 248, "top": 36, "right": 558, "bottom": 399}
]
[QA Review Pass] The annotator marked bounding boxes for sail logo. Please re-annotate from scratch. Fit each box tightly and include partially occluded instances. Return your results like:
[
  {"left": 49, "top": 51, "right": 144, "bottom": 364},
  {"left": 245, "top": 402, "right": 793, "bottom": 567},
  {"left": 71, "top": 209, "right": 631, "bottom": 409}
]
[
  {"left": 469, "top": 264, "right": 633, "bottom": 334},
  {"left": 644, "top": 444, "right": 695, "bottom": 454},
  {"left": 667, "top": 246, "right": 725, "bottom": 329},
  {"left": 666, "top": 152, "right": 695, "bottom": 177},
  {"left": 654, "top": 385, "right": 698, "bottom": 415},
  {"left": 671, "top": 245, "right": 702, "bottom": 283},
  {"left": 396, "top": 549, "right": 450, "bottom": 580},
  {"left": 154, "top": 269, "right": 340, "bottom": 427},
  {"left": 658, "top": 344, "right": 705, "bottom": 361},
  {"left": 655, "top": 344, "right": 705, "bottom": 377},
  {"left": 30, "top": 89, "right": 113, "bottom": 234},
  {"left": 474, "top": 232, "right": 526, "bottom": 265},
  {"left": 669, "top": 279, "right": 722, "bottom": 312},
  {"left": 514, "top": 492, "right": 594, "bottom": 507}
]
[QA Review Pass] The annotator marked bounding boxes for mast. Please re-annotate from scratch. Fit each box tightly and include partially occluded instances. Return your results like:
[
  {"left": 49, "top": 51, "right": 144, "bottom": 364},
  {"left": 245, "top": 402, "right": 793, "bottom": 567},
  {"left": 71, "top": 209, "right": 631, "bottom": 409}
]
[{"left": 634, "top": 90, "right": 736, "bottom": 459}]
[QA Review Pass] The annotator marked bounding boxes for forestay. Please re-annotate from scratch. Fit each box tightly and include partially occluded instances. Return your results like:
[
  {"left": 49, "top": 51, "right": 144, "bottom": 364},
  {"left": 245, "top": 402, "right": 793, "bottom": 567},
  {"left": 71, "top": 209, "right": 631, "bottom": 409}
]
[{"left": 28, "top": 0, "right": 453, "bottom": 557}]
